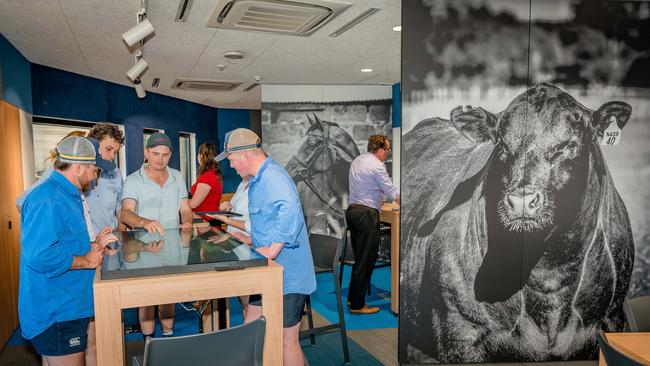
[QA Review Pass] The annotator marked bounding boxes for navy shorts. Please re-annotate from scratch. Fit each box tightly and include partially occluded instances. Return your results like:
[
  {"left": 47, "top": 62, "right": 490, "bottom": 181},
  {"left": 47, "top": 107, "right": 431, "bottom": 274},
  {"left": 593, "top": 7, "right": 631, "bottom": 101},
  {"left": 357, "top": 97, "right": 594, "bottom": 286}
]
[
  {"left": 31, "top": 318, "right": 89, "bottom": 356},
  {"left": 249, "top": 293, "right": 308, "bottom": 328}
]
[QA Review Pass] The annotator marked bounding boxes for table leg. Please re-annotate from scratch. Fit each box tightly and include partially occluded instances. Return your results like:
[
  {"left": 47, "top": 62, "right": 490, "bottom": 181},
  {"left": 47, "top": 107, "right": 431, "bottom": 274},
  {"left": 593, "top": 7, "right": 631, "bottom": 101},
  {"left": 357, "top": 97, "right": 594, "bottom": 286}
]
[
  {"left": 390, "top": 218, "right": 400, "bottom": 314},
  {"left": 94, "top": 285, "right": 124, "bottom": 366},
  {"left": 262, "top": 270, "right": 283, "bottom": 365}
]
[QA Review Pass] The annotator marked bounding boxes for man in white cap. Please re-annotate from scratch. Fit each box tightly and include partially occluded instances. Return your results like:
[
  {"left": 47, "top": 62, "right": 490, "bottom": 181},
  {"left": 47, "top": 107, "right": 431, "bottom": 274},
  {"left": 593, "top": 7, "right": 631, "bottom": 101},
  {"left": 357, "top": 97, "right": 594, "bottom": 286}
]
[
  {"left": 19, "top": 136, "right": 117, "bottom": 366},
  {"left": 216, "top": 128, "right": 316, "bottom": 366}
]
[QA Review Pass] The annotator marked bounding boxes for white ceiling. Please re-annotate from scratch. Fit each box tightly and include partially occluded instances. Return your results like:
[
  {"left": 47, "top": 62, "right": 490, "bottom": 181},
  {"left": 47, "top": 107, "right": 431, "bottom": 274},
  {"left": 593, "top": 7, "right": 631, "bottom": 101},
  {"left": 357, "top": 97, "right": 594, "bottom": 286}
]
[{"left": 0, "top": 0, "right": 401, "bottom": 109}]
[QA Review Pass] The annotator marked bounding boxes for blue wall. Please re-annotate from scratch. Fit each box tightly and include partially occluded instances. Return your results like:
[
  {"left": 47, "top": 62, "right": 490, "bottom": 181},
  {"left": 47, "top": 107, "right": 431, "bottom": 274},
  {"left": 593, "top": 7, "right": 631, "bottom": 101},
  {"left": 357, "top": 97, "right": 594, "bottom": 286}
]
[
  {"left": 0, "top": 34, "right": 32, "bottom": 112},
  {"left": 392, "top": 82, "right": 401, "bottom": 128},
  {"left": 31, "top": 64, "right": 220, "bottom": 175},
  {"left": 216, "top": 108, "right": 253, "bottom": 192}
]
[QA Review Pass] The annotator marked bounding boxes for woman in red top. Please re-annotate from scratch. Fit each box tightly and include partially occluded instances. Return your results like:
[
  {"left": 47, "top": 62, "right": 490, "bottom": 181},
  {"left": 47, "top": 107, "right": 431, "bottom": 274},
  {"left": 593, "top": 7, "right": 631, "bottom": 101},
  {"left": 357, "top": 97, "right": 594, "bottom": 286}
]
[{"left": 189, "top": 142, "right": 223, "bottom": 217}]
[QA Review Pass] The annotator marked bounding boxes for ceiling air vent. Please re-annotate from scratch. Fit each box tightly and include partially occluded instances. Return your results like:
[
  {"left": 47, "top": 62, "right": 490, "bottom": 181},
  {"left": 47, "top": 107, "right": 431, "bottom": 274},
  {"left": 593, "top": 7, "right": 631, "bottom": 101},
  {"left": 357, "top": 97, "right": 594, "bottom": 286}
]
[
  {"left": 172, "top": 78, "right": 242, "bottom": 91},
  {"left": 206, "top": 0, "right": 352, "bottom": 36}
]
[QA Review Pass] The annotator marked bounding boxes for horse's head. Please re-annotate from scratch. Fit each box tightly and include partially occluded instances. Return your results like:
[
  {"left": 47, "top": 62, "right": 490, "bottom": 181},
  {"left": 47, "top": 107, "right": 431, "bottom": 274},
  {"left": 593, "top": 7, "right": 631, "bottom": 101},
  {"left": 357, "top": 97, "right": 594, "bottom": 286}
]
[{"left": 286, "top": 113, "right": 360, "bottom": 181}]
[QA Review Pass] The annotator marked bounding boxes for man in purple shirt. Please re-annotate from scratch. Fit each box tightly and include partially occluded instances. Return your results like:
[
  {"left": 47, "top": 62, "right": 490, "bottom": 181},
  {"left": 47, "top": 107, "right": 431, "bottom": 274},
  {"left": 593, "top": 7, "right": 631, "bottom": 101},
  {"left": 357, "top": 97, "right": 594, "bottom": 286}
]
[{"left": 346, "top": 134, "right": 400, "bottom": 314}]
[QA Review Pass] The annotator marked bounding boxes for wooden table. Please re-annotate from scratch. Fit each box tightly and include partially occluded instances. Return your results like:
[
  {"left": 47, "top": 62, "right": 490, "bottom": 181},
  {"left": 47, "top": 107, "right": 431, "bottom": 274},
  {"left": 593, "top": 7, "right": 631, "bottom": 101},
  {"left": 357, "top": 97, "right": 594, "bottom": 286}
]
[
  {"left": 599, "top": 332, "right": 650, "bottom": 365},
  {"left": 380, "top": 202, "right": 400, "bottom": 314},
  {"left": 94, "top": 261, "right": 284, "bottom": 366}
]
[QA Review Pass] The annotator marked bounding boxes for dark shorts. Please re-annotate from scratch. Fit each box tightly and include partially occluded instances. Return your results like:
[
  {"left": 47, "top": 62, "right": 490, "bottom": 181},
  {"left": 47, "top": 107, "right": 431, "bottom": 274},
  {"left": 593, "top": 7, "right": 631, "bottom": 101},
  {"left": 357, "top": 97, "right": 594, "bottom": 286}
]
[
  {"left": 248, "top": 293, "right": 308, "bottom": 328},
  {"left": 31, "top": 318, "right": 89, "bottom": 356}
]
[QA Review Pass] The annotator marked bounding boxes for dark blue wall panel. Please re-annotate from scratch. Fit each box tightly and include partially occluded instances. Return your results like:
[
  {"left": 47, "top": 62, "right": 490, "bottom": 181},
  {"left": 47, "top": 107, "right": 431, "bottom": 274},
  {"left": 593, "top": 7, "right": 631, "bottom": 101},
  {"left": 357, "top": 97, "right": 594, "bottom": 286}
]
[
  {"left": 31, "top": 64, "right": 220, "bottom": 175},
  {"left": 392, "top": 82, "right": 401, "bottom": 128},
  {"left": 216, "top": 108, "right": 252, "bottom": 192},
  {"left": 0, "top": 34, "right": 32, "bottom": 112}
]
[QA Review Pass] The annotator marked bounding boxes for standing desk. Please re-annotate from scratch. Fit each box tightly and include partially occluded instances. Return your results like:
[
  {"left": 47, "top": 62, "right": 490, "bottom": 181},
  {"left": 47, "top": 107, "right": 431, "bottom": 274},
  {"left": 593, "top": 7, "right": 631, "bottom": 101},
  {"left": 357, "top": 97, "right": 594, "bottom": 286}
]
[
  {"left": 599, "top": 332, "right": 650, "bottom": 365},
  {"left": 380, "top": 202, "right": 400, "bottom": 314}
]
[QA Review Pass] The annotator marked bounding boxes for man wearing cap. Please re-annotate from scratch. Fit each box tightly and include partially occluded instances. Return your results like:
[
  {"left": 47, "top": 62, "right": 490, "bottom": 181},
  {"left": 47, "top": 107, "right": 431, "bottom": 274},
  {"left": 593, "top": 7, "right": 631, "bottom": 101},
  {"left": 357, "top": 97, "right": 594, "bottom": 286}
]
[
  {"left": 19, "top": 136, "right": 117, "bottom": 366},
  {"left": 120, "top": 132, "right": 193, "bottom": 338},
  {"left": 85, "top": 123, "right": 126, "bottom": 235},
  {"left": 216, "top": 128, "right": 316, "bottom": 366}
]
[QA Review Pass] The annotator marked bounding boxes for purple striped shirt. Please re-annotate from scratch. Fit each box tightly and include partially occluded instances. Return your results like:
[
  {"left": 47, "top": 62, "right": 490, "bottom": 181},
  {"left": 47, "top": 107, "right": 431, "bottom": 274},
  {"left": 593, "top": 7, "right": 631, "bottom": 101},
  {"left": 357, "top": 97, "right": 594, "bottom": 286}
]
[{"left": 348, "top": 152, "right": 400, "bottom": 210}]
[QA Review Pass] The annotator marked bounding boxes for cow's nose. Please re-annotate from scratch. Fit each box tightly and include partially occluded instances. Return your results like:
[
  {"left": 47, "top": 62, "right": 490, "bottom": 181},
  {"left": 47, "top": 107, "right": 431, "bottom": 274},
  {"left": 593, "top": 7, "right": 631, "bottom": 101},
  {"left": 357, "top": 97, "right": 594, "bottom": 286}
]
[{"left": 505, "top": 189, "right": 545, "bottom": 217}]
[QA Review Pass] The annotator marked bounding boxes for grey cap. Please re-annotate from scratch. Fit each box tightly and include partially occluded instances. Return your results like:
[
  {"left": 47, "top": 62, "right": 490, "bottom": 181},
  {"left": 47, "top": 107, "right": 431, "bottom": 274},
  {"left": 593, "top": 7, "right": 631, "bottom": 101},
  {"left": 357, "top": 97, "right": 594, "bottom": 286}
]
[{"left": 56, "top": 136, "right": 96, "bottom": 165}]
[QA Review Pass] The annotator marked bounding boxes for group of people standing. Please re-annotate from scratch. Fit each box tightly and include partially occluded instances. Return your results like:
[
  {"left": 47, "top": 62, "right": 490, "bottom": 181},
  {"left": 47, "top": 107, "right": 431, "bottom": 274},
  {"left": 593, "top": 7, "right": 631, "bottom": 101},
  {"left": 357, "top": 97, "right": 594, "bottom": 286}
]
[{"left": 17, "top": 122, "right": 398, "bottom": 366}]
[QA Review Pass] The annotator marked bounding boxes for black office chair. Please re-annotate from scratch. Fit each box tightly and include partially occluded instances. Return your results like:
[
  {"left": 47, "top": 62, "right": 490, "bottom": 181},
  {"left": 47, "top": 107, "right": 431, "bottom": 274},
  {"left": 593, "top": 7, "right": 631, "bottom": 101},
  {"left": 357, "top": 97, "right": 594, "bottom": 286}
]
[
  {"left": 300, "top": 232, "right": 350, "bottom": 364},
  {"left": 595, "top": 330, "right": 643, "bottom": 366},
  {"left": 132, "top": 316, "right": 266, "bottom": 366},
  {"left": 623, "top": 295, "right": 650, "bottom": 332}
]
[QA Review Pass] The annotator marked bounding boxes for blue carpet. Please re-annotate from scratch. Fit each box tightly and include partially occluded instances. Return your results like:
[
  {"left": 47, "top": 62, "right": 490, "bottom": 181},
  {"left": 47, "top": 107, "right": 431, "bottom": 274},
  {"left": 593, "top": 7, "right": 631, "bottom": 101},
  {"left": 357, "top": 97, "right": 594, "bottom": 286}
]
[
  {"left": 310, "top": 266, "right": 397, "bottom": 330},
  {"left": 301, "top": 332, "right": 383, "bottom": 366}
]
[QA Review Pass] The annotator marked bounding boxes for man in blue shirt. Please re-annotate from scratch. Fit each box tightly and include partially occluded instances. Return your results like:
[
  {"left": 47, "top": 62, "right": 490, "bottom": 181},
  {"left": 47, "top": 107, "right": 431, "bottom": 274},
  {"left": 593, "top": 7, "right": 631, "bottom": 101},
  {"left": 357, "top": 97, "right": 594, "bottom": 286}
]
[
  {"left": 19, "top": 136, "right": 116, "bottom": 366},
  {"left": 347, "top": 134, "right": 400, "bottom": 314},
  {"left": 216, "top": 128, "right": 316, "bottom": 366}
]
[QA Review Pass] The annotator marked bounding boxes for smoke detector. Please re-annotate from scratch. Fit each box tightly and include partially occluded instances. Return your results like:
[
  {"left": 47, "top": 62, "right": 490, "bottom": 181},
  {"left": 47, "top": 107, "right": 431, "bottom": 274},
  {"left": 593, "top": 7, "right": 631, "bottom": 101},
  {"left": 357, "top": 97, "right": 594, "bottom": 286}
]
[{"left": 224, "top": 51, "right": 244, "bottom": 60}]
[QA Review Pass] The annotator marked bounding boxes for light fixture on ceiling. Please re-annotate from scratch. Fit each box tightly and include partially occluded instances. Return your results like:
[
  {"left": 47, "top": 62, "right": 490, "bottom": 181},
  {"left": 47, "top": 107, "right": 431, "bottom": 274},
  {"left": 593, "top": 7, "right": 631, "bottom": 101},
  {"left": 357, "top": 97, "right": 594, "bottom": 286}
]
[
  {"left": 361, "top": 68, "right": 373, "bottom": 73},
  {"left": 329, "top": 8, "right": 381, "bottom": 37},
  {"left": 122, "top": 17, "right": 155, "bottom": 47},
  {"left": 224, "top": 51, "right": 244, "bottom": 60},
  {"left": 126, "top": 52, "right": 149, "bottom": 82},
  {"left": 133, "top": 78, "right": 146, "bottom": 99},
  {"left": 175, "top": 0, "right": 193, "bottom": 22},
  {"left": 392, "top": 25, "right": 401, "bottom": 32}
]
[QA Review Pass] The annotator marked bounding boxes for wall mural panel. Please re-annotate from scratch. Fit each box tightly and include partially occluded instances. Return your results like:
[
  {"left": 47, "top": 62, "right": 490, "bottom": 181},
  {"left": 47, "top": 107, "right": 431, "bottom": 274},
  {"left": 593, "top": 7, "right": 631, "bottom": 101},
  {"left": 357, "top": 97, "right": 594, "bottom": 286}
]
[
  {"left": 400, "top": 0, "right": 650, "bottom": 363},
  {"left": 261, "top": 85, "right": 392, "bottom": 238}
]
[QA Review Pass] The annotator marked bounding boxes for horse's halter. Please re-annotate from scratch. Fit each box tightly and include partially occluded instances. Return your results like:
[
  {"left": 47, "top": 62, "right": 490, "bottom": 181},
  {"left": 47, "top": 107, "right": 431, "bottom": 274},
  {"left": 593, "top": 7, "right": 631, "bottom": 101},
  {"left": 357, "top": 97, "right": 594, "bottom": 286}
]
[{"left": 291, "top": 124, "right": 349, "bottom": 215}]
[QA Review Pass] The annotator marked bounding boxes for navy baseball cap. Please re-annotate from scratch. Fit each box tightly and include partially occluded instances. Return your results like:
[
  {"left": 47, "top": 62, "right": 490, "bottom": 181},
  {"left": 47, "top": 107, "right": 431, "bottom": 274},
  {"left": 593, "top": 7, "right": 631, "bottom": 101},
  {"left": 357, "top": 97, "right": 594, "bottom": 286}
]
[{"left": 88, "top": 138, "right": 117, "bottom": 171}]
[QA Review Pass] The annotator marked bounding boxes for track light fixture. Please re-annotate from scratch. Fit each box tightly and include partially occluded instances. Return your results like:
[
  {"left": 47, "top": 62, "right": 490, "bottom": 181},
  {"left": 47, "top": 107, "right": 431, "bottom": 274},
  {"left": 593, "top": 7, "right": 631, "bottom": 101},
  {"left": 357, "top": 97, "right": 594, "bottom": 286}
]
[
  {"left": 133, "top": 78, "right": 146, "bottom": 99},
  {"left": 127, "top": 57, "right": 148, "bottom": 82},
  {"left": 122, "top": 17, "right": 154, "bottom": 47}
]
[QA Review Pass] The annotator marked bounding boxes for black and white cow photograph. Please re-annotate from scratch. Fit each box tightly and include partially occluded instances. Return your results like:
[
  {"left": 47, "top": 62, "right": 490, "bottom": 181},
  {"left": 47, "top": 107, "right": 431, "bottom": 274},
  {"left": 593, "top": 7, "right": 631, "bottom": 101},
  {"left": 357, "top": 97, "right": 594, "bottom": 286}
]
[{"left": 399, "top": 0, "right": 650, "bottom": 363}]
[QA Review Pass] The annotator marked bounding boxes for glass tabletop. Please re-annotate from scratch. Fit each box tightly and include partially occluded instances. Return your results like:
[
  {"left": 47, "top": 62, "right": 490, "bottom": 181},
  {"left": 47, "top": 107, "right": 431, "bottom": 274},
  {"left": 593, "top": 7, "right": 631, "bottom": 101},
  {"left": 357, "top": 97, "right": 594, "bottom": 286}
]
[{"left": 101, "top": 225, "right": 267, "bottom": 280}]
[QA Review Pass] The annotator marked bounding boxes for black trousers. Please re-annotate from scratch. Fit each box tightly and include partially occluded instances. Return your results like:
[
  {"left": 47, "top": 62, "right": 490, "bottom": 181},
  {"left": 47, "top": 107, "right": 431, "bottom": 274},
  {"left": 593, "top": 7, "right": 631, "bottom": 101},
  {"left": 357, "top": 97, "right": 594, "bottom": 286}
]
[{"left": 346, "top": 204, "right": 380, "bottom": 309}]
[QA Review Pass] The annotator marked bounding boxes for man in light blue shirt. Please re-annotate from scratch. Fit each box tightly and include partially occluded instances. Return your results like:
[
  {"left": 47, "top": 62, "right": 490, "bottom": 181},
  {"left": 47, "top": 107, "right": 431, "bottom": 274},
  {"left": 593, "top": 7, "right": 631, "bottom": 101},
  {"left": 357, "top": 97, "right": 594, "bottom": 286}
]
[
  {"left": 120, "top": 132, "right": 193, "bottom": 338},
  {"left": 216, "top": 128, "right": 316, "bottom": 366},
  {"left": 346, "top": 134, "right": 400, "bottom": 314},
  {"left": 85, "top": 123, "right": 125, "bottom": 234}
]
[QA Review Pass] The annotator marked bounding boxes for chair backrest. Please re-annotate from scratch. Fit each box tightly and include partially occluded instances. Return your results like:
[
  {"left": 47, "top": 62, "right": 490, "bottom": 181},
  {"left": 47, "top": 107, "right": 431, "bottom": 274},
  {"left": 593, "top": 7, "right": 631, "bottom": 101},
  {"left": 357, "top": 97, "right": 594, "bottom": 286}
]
[
  {"left": 623, "top": 296, "right": 650, "bottom": 332},
  {"left": 309, "top": 231, "right": 345, "bottom": 271},
  {"left": 142, "top": 316, "right": 266, "bottom": 366},
  {"left": 595, "top": 330, "right": 643, "bottom": 366}
]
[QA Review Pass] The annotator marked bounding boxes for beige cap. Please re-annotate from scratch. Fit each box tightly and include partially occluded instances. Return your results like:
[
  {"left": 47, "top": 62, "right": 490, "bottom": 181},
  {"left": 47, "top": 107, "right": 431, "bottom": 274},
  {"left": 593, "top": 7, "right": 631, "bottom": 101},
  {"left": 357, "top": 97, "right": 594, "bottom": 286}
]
[{"left": 215, "top": 128, "right": 262, "bottom": 161}]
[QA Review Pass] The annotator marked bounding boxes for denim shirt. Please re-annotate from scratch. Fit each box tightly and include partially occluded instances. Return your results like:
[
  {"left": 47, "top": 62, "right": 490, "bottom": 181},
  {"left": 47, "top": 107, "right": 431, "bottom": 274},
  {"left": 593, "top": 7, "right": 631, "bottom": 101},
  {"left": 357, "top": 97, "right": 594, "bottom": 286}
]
[
  {"left": 85, "top": 167, "right": 123, "bottom": 233},
  {"left": 249, "top": 157, "right": 316, "bottom": 295}
]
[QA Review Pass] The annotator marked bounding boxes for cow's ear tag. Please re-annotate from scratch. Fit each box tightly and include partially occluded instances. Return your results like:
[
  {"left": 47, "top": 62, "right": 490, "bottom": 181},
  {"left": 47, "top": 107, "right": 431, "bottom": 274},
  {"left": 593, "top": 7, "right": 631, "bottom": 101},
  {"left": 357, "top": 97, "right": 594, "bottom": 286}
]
[{"left": 601, "top": 115, "right": 622, "bottom": 146}]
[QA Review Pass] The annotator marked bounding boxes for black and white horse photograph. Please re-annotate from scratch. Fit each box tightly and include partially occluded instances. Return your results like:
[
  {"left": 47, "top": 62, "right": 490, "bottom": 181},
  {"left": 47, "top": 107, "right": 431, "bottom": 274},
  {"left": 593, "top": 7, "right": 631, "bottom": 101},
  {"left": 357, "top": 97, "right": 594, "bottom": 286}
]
[
  {"left": 400, "top": 0, "right": 650, "bottom": 363},
  {"left": 261, "top": 93, "right": 393, "bottom": 237}
]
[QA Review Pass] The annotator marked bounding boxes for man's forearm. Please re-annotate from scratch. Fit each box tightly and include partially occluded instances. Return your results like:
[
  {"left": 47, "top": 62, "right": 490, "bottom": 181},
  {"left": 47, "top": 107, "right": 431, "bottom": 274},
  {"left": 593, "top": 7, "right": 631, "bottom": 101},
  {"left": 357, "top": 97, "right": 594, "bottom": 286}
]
[{"left": 121, "top": 209, "right": 147, "bottom": 228}]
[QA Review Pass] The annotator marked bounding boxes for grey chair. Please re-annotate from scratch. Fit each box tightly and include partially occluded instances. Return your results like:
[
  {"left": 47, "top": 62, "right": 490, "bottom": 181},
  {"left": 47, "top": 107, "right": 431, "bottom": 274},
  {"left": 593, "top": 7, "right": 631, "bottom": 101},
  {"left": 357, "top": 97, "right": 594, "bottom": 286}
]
[
  {"left": 301, "top": 232, "right": 350, "bottom": 364},
  {"left": 623, "top": 295, "right": 650, "bottom": 332},
  {"left": 595, "top": 330, "right": 643, "bottom": 366},
  {"left": 133, "top": 316, "right": 266, "bottom": 366}
]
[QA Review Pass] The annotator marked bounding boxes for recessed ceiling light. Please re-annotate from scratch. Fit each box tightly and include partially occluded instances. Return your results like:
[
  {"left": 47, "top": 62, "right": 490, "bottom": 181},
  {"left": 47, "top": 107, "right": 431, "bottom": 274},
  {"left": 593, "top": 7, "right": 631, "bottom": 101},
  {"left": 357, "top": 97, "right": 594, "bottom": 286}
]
[
  {"left": 393, "top": 25, "right": 401, "bottom": 32},
  {"left": 361, "top": 68, "right": 373, "bottom": 73}
]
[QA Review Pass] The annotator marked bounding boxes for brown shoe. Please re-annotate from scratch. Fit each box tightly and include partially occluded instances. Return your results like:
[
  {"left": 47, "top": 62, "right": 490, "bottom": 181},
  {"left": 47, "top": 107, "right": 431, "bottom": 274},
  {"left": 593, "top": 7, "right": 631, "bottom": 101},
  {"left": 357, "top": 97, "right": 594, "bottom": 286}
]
[{"left": 349, "top": 305, "right": 380, "bottom": 314}]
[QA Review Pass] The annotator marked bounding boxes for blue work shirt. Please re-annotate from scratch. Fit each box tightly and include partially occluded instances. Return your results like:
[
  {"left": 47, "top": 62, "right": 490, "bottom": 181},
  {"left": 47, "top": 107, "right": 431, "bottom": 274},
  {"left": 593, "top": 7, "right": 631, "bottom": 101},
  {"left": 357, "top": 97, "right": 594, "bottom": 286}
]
[
  {"left": 249, "top": 157, "right": 316, "bottom": 295},
  {"left": 16, "top": 167, "right": 54, "bottom": 210},
  {"left": 19, "top": 171, "right": 95, "bottom": 339},
  {"left": 85, "top": 167, "right": 123, "bottom": 233}
]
